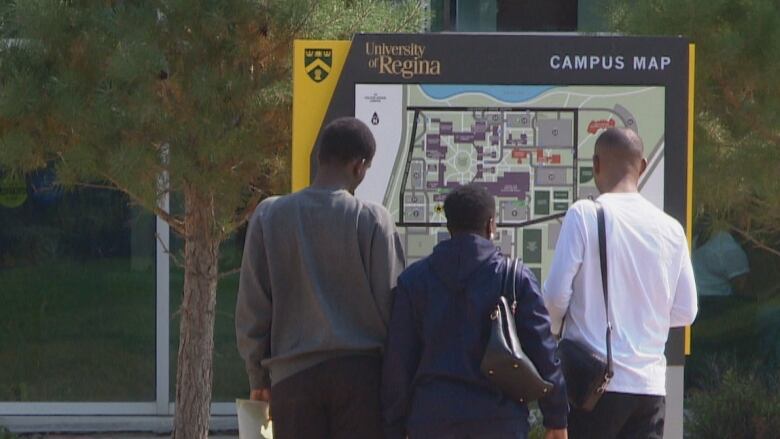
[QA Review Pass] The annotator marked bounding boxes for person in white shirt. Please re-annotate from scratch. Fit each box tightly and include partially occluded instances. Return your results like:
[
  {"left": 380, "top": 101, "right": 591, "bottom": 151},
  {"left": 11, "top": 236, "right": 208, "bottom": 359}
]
[{"left": 543, "top": 127, "right": 698, "bottom": 439}]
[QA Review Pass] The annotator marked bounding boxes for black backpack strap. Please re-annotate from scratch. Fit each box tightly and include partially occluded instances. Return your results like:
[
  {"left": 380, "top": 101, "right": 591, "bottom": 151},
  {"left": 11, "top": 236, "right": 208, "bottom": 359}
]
[{"left": 596, "top": 202, "right": 614, "bottom": 380}]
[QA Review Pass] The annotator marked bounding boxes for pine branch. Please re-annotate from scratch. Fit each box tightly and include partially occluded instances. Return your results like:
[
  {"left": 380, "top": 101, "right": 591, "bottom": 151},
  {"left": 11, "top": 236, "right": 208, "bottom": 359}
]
[
  {"left": 712, "top": 73, "right": 780, "bottom": 146},
  {"left": 731, "top": 226, "right": 780, "bottom": 258},
  {"left": 349, "top": 0, "right": 372, "bottom": 35},
  {"left": 73, "top": 181, "right": 126, "bottom": 193},
  {"left": 391, "top": 1, "right": 423, "bottom": 32},
  {"left": 218, "top": 267, "right": 241, "bottom": 279},
  {"left": 74, "top": 181, "right": 172, "bottom": 198},
  {"left": 100, "top": 172, "right": 186, "bottom": 236},
  {"left": 256, "top": 0, "right": 320, "bottom": 66},
  {"left": 156, "top": 232, "right": 186, "bottom": 269},
  {"left": 220, "top": 185, "right": 268, "bottom": 239}
]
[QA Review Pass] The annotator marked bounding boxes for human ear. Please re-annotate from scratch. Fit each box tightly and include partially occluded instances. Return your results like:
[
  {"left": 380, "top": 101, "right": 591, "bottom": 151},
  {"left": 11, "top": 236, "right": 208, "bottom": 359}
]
[
  {"left": 350, "top": 159, "right": 371, "bottom": 191},
  {"left": 638, "top": 157, "right": 648, "bottom": 177},
  {"left": 486, "top": 216, "right": 496, "bottom": 240},
  {"left": 351, "top": 159, "right": 363, "bottom": 178},
  {"left": 349, "top": 158, "right": 365, "bottom": 178}
]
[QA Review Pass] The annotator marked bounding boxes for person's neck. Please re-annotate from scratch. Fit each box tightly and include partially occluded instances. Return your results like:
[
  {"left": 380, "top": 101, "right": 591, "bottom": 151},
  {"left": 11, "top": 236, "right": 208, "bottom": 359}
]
[
  {"left": 600, "top": 177, "right": 639, "bottom": 194},
  {"left": 449, "top": 230, "right": 489, "bottom": 240},
  {"left": 311, "top": 170, "right": 351, "bottom": 192}
]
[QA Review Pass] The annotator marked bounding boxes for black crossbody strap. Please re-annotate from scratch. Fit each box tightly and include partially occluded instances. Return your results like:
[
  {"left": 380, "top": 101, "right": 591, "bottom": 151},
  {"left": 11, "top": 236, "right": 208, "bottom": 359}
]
[
  {"left": 503, "top": 258, "right": 520, "bottom": 315},
  {"left": 511, "top": 258, "right": 519, "bottom": 314},
  {"left": 596, "top": 203, "right": 614, "bottom": 378}
]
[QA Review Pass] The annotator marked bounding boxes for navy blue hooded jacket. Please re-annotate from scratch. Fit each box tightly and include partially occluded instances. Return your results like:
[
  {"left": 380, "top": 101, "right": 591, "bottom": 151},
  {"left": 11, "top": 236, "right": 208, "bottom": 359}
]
[{"left": 381, "top": 234, "right": 568, "bottom": 438}]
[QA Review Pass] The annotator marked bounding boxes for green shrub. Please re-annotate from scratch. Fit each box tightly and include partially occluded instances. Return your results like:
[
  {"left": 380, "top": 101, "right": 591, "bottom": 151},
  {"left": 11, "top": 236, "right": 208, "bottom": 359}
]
[
  {"left": 528, "top": 423, "right": 545, "bottom": 439},
  {"left": 0, "top": 426, "right": 17, "bottom": 439},
  {"left": 528, "top": 407, "right": 546, "bottom": 439},
  {"left": 686, "top": 358, "right": 780, "bottom": 439}
]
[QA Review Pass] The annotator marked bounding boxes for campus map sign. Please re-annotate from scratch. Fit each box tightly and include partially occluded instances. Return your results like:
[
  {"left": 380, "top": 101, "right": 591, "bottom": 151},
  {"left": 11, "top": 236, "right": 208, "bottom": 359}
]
[{"left": 292, "top": 33, "right": 694, "bottom": 364}]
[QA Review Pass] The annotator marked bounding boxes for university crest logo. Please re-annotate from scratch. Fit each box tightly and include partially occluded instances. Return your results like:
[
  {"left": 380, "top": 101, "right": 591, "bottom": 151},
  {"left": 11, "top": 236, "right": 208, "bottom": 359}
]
[{"left": 304, "top": 48, "right": 332, "bottom": 83}]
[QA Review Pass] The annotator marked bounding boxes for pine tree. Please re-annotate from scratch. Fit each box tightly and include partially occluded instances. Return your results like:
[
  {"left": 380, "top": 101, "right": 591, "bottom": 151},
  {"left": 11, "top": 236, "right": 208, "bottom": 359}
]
[
  {"left": 0, "top": 1, "right": 424, "bottom": 437},
  {"left": 607, "top": 0, "right": 780, "bottom": 255}
]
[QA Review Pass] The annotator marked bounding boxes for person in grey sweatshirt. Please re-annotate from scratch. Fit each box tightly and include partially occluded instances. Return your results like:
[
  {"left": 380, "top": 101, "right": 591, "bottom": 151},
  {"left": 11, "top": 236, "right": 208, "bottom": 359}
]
[{"left": 236, "top": 117, "right": 405, "bottom": 439}]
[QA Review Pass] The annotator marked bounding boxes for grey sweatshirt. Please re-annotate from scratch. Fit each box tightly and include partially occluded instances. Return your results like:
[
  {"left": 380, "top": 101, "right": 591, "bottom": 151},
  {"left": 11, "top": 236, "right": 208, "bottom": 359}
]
[{"left": 235, "top": 187, "right": 406, "bottom": 389}]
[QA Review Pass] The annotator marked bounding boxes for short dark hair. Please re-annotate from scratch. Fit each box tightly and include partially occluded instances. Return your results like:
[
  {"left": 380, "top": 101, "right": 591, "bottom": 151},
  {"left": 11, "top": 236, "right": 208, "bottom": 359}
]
[
  {"left": 444, "top": 184, "right": 495, "bottom": 233},
  {"left": 317, "top": 117, "right": 376, "bottom": 165}
]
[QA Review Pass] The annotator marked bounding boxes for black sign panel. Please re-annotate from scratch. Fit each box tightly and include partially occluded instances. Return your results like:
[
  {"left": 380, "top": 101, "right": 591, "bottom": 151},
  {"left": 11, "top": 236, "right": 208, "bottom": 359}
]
[{"left": 311, "top": 33, "right": 691, "bottom": 365}]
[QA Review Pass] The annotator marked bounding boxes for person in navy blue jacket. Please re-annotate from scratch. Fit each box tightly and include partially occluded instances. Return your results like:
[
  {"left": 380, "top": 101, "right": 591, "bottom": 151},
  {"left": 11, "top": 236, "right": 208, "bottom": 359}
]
[{"left": 382, "top": 184, "right": 568, "bottom": 439}]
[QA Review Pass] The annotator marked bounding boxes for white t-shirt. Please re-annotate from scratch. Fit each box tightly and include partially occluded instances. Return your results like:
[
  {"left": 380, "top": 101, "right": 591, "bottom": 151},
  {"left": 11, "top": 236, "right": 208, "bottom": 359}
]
[{"left": 543, "top": 192, "right": 698, "bottom": 396}]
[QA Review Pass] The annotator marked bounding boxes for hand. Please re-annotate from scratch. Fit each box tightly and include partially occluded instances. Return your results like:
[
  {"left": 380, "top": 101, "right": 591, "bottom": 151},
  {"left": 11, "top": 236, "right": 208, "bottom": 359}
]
[
  {"left": 544, "top": 428, "right": 568, "bottom": 439},
  {"left": 250, "top": 388, "right": 271, "bottom": 402}
]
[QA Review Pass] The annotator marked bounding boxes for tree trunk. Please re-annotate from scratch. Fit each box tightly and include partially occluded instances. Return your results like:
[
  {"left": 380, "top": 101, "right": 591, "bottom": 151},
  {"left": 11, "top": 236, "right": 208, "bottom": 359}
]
[{"left": 173, "top": 187, "right": 220, "bottom": 439}]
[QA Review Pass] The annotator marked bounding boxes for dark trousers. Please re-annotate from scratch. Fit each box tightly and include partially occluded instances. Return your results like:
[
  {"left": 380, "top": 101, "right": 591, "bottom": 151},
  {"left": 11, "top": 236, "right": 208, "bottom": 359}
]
[
  {"left": 270, "top": 355, "right": 384, "bottom": 439},
  {"left": 410, "top": 422, "right": 527, "bottom": 439},
  {"left": 568, "top": 392, "right": 665, "bottom": 439}
]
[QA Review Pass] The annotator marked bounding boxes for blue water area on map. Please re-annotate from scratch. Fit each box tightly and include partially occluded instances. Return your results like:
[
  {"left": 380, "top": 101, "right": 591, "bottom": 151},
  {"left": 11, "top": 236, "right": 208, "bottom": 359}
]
[{"left": 419, "top": 85, "right": 555, "bottom": 103}]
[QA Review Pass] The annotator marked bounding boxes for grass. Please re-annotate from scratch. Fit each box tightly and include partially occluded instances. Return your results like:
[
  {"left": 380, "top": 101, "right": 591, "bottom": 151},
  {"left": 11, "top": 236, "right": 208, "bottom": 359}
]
[
  {"left": 0, "top": 259, "right": 155, "bottom": 401},
  {"left": 685, "top": 358, "right": 780, "bottom": 439},
  {"left": 3, "top": 246, "right": 777, "bottom": 405},
  {"left": 0, "top": 426, "right": 17, "bottom": 439},
  {"left": 0, "top": 256, "right": 247, "bottom": 402},
  {"left": 686, "top": 293, "right": 780, "bottom": 391}
]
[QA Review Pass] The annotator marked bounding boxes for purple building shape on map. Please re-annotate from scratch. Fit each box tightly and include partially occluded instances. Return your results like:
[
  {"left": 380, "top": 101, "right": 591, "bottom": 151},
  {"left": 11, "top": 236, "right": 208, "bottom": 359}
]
[
  {"left": 475, "top": 164, "right": 484, "bottom": 180},
  {"left": 440, "top": 122, "right": 453, "bottom": 134},
  {"left": 482, "top": 172, "right": 531, "bottom": 198},
  {"left": 426, "top": 134, "right": 447, "bottom": 159},
  {"left": 428, "top": 164, "right": 448, "bottom": 189},
  {"left": 435, "top": 169, "right": 529, "bottom": 200},
  {"left": 454, "top": 132, "right": 474, "bottom": 143}
]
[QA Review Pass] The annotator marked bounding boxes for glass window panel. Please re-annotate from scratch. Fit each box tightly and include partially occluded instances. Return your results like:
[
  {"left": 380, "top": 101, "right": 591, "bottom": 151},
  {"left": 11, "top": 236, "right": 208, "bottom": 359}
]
[
  {"left": 429, "top": 0, "right": 446, "bottom": 31},
  {"left": 0, "top": 171, "right": 156, "bottom": 401},
  {"left": 577, "top": 0, "right": 610, "bottom": 32},
  {"left": 686, "top": 231, "right": 780, "bottom": 387},
  {"left": 456, "top": 0, "right": 497, "bottom": 32}
]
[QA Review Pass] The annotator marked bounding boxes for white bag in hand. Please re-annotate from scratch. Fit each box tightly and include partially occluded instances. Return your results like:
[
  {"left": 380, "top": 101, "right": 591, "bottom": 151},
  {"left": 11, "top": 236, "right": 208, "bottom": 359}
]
[{"left": 236, "top": 398, "right": 273, "bottom": 439}]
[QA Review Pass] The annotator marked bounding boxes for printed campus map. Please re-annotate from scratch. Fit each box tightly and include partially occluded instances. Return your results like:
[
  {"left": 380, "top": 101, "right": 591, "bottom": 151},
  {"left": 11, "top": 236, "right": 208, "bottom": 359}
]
[{"left": 355, "top": 84, "right": 666, "bottom": 281}]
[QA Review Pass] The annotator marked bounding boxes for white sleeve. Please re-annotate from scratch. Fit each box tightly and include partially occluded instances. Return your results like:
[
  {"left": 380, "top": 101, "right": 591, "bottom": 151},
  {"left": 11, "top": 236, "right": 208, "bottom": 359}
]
[
  {"left": 670, "top": 240, "right": 698, "bottom": 327},
  {"left": 543, "top": 204, "right": 587, "bottom": 335}
]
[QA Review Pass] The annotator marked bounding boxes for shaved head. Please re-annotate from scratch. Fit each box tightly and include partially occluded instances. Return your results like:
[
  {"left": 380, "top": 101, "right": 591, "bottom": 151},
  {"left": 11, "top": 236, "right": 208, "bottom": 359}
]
[
  {"left": 593, "top": 128, "right": 647, "bottom": 193},
  {"left": 595, "top": 127, "right": 644, "bottom": 159}
]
